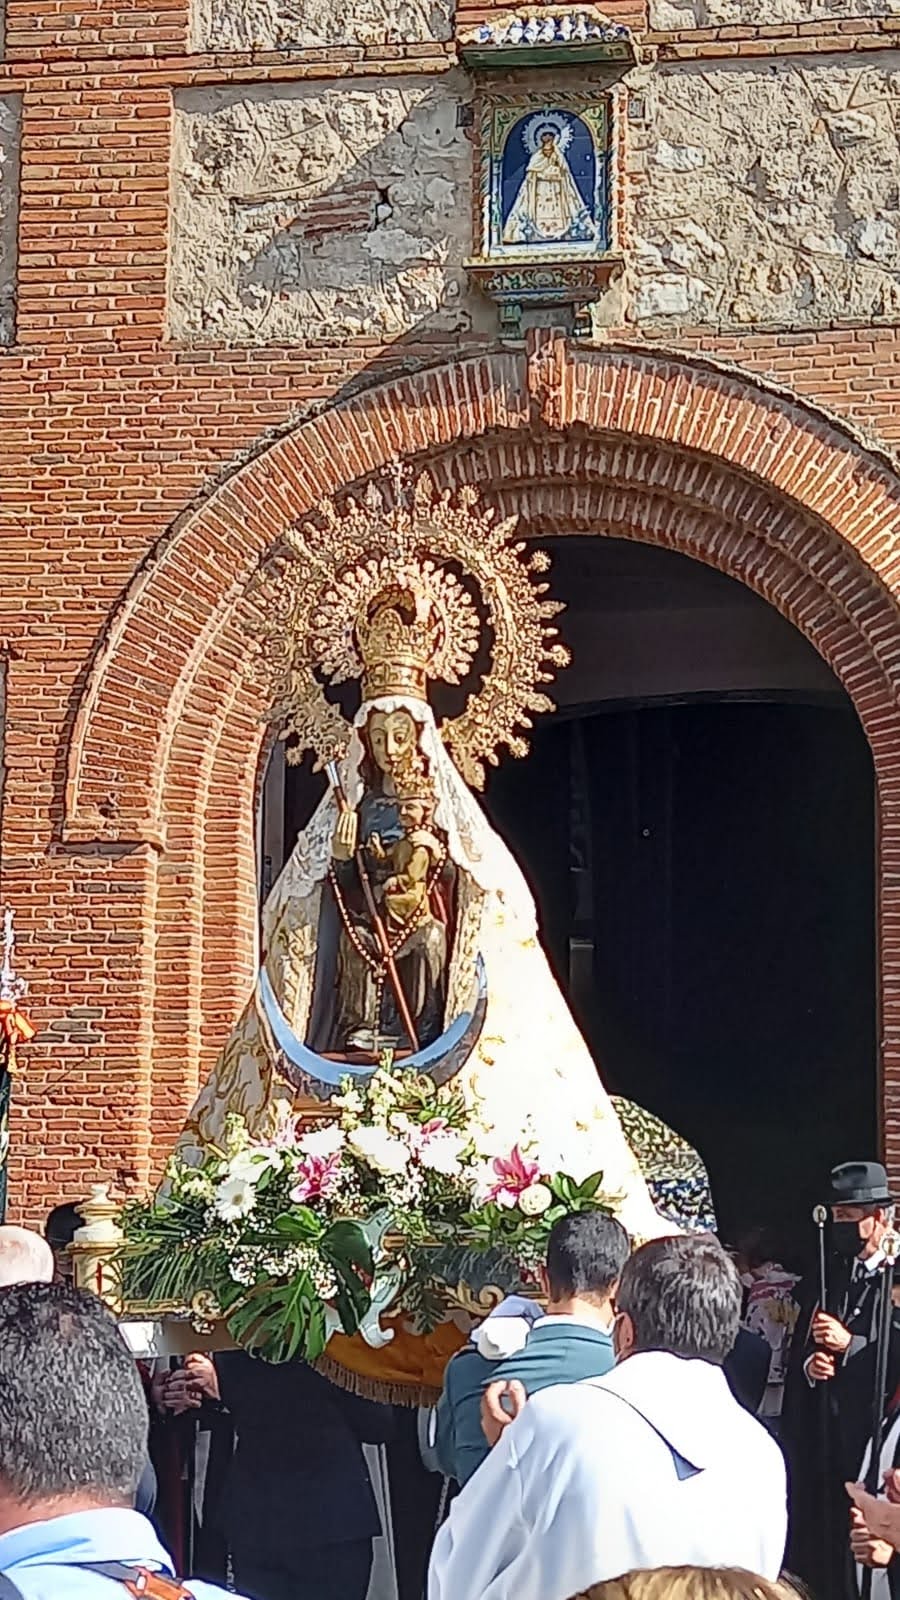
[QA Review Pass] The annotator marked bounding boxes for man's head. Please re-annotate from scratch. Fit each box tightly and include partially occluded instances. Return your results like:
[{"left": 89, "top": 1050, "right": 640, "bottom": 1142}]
[
  {"left": 44, "top": 1201, "right": 83, "bottom": 1281},
  {"left": 0, "top": 1281, "right": 146, "bottom": 1531},
  {"left": 0, "top": 1226, "right": 54, "bottom": 1288},
  {"left": 542, "top": 1211, "right": 630, "bottom": 1316},
  {"left": 827, "top": 1162, "right": 894, "bottom": 1260},
  {"left": 613, "top": 1234, "right": 741, "bottom": 1366}
]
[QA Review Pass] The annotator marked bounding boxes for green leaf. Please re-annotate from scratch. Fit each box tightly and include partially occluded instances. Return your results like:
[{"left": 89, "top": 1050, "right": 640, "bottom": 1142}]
[
  {"left": 549, "top": 1174, "right": 576, "bottom": 1206},
  {"left": 328, "top": 1262, "right": 370, "bottom": 1335},
  {"left": 273, "top": 1207, "right": 322, "bottom": 1242},
  {"left": 225, "top": 1272, "right": 326, "bottom": 1364},
  {"left": 320, "top": 1219, "right": 374, "bottom": 1335},
  {"left": 323, "top": 1219, "right": 374, "bottom": 1278}
]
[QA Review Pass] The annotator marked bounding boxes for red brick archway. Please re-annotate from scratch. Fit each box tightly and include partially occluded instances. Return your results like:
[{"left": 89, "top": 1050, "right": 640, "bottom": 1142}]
[{"left": 61, "top": 339, "right": 900, "bottom": 1183}]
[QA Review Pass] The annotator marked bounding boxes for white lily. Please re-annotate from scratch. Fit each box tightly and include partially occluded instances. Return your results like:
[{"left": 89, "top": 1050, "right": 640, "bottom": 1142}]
[
  {"left": 346, "top": 1125, "right": 409, "bottom": 1177},
  {"left": 225, "top": 1147, "right": 281, "bottom": 1185},
  {"left": 298, "top": 1122, "right": 345, "bottom": 1160},
  {"left": 418, "top": 1130, "right": 468, "bottom": 1176}
]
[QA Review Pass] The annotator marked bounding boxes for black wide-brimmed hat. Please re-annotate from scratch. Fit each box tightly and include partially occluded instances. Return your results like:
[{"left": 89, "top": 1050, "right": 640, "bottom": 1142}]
[{"left": 826, "top": 1161, "right": 896, "bottom": 1207}]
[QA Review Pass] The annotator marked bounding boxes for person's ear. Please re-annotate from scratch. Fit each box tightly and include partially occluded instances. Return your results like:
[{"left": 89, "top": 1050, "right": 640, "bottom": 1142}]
[
  {"left": 613, "top": 1311, "right": 635, "bottom": 1361},
  {"left": 538, "top": 1265, "right": 550, "bottom": 1299}
]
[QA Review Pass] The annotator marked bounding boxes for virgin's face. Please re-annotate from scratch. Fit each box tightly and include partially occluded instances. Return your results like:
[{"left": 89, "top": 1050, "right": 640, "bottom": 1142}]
[{"left": 367, "top": 709, "right": 419, "bottom": 775}]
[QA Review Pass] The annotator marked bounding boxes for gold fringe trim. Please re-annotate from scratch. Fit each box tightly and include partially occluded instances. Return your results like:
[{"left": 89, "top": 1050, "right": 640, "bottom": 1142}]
[{"left": 312, "top": 1352, "right": 441, "bottom": 1408}]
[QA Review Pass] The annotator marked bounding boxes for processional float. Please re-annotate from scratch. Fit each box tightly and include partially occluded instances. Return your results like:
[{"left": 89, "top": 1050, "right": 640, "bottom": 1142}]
[{"left": 80, "top": 470, "right": 675, "bottom": 1400}]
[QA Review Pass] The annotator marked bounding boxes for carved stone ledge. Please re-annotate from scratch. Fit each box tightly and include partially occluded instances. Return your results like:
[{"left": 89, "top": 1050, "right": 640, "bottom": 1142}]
[{"left": 467, "top": 252, "right": 623, "bottom": 334}]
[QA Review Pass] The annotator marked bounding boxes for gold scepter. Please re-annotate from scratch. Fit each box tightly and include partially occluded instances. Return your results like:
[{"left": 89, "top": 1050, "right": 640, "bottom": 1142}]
[{"left": 325, "top": 761, "right": 420, "bottom": 1053}]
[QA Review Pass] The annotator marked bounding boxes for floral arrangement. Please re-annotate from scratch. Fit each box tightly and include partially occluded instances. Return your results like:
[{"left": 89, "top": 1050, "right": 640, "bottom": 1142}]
[{"left": 120, "top": 1062, "right": 613, "bottom": 1364}]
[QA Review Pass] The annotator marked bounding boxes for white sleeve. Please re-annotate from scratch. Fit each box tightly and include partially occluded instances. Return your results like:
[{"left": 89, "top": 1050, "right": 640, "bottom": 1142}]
[
  {"left": 428, "top": 1393, "right": 611, "bottom": 1600},
  {"left": 428, "top": 1419, "right": 527, "bottom": 1600}
]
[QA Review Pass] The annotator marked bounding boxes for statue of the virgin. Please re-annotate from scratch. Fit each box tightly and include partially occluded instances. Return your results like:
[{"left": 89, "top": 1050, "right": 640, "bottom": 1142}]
[{"left": 177, "top": 472, "right": 666, "bottom": 1392}]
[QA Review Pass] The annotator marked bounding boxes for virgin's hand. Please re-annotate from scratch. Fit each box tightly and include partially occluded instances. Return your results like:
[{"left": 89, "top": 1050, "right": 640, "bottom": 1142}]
[
  {"left": 332, "top": 810, "right": 358, "bottom": 861},
  {"left": 808, "top": 1350, "right": 836, "bottom": 1381}
]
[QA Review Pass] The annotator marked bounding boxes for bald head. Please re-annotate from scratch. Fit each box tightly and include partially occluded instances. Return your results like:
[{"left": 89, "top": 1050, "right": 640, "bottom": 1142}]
[{"left": 0, "top": 1226, "right": 55, "bottom": 1288}]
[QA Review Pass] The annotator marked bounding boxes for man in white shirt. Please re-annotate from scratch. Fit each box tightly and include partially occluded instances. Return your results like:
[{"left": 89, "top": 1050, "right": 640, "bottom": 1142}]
[{"left": 428, "top": 1234, "right": 787, "bottom": 1600}]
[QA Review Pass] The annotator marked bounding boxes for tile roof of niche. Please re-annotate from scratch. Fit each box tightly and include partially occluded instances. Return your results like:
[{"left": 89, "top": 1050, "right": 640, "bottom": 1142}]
[{"left": 459, "top": 8, "right": 637, "bottom": 68}]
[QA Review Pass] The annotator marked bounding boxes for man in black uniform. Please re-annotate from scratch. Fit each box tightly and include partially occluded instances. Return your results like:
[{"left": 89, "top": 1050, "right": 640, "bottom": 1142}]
[{"left": 784, "top": 1161, "right": 898, "bottom": 1599}]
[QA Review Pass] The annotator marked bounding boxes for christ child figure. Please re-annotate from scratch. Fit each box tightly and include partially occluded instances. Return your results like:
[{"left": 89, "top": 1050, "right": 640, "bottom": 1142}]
[{"left": 370, "top": 794, "right": 444, "bottom": 934}]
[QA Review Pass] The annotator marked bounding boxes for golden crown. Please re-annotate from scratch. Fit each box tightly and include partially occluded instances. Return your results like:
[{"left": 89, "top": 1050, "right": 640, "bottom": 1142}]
[
  {"left": 254, "top": 469, "right": 569, "bottom": 789},
  {"left": 356, "top": 586, "right": 445, "bottom": 702}
]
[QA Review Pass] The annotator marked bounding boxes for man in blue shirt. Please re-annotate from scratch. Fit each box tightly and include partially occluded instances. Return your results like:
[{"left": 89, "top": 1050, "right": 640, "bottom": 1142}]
[
  {"left": 431, "top": 1211, "right": 630, "bottom": 1484},
  {"left": 0, "top": 1280, "right": 243, "bottom": 1600}
]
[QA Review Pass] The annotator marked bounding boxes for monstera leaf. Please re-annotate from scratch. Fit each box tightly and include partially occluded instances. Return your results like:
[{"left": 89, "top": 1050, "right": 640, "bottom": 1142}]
[
  {"left": 320, "top": 1218, "right": 374, "bottom": 1335},
  {"left": 225, "top": 1272, "right": 327, "bottom": 1365}
]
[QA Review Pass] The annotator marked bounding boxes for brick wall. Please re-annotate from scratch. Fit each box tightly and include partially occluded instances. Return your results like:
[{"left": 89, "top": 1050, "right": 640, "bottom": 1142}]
[{"left": 3, "top": 0, "right": 900, "bottom": 1220}]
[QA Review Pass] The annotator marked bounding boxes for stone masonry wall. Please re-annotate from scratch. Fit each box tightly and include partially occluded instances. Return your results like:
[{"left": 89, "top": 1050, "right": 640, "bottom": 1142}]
[
  {"left": 170, "top": 76, "right": 476, "bottom": 343},
  {"left": 630, "top": 55, "right": 900, "bottom": 329},
  {"left": 192, "top": 0, "right": 453, "bottom": 51},
  {"left": 0, "top": 96, "right": 19, "bottom": 345},
  {"left": 650, "top": 0, "right": 900, "bottom": 29},
  {"left": 169, "top": 53, "right": 900, "bottom": 342}
]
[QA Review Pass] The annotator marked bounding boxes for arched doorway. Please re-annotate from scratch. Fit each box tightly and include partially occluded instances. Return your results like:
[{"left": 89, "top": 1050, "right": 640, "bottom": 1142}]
[
  {"left": 261, "top": 535, "right": 877, "bottom": 1245},
  {"left": 60, "top": 340, "right": 900, "bottom": 1195}
]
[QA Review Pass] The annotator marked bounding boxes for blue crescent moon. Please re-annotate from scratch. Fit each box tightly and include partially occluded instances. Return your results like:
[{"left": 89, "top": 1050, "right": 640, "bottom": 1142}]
[{"left": 258, "top": 955, "right": 488, "bottom": 1095}]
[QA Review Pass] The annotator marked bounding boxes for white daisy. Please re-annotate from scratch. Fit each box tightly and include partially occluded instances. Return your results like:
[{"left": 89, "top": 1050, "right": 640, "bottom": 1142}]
[{"left": 214, "top": 1176, "right": 257, "bottom": 1222}]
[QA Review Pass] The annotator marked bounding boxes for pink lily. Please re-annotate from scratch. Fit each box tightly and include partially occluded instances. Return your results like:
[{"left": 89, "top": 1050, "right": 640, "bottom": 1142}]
[
  {"left": 290, "top": 1152, "right": 341, "bottom": 1204},
  {"left": 484, "top": 1146, "right": 541, "bottom": 1209},
  {"left": 416, "top": 1117, "right": 449, "bottom": 1149}
]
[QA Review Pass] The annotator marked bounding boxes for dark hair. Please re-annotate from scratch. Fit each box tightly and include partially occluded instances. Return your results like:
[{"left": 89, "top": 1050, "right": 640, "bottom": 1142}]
[
  {"left": 616, "top": 1234, "right": 742, "bottom": 1365},
  {"left": 0, "top": 1281, "right": 146, "bottom": 1506},
  {"left": 733, "top": 1226, "right": 780, "bottom": 1270},
  {"left": 545, "top": 1211, "right": 630, "bottom": 1302},
  {"left": 44, "top": 1203, "right": 83, "bottom": 1252}
]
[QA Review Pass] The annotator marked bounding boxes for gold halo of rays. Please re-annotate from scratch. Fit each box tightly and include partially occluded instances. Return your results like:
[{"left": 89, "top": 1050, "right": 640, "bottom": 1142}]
[{"left": 253, "top": 468, "right": 570, "bottom": 789}]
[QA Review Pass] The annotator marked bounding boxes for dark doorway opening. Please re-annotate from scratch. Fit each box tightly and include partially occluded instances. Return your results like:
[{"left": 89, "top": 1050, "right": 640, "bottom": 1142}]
[{"left": 482, "top": 697, "right": 877, "bottom": 1249}]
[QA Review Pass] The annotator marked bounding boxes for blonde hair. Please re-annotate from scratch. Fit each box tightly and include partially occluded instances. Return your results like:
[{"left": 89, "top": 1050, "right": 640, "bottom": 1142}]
[{"left": 574, "top": 1571, "right": 802, "bottom": 1600}]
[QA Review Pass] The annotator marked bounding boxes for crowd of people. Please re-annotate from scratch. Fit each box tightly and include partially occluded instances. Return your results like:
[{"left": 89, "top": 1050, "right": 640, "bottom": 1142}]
[{"left": 0, "top": 1162, "right": 899, "bottom": 1597}]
